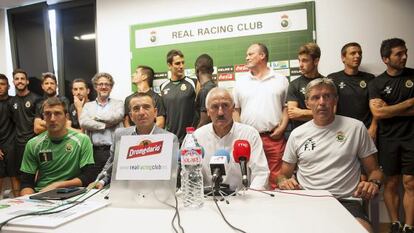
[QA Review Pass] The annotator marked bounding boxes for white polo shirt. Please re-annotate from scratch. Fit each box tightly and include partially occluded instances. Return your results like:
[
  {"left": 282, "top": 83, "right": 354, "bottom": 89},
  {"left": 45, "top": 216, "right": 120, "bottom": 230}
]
[
  {"left": 233, "top": 69, "right": 289, "bottom": 132},
  {"left": 194, "top": 122, "right": 269, "bottom": 190}
]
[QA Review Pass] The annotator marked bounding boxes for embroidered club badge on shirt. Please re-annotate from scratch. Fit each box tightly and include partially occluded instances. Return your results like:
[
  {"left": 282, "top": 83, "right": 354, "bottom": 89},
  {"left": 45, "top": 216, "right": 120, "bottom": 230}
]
[
  {"left": 336, "top": 131, "right": 346, "bottom": 142},
  {"left": 360, "top": 80, "right": 367, "bottom": 88},
  {"left": 65, "top": 143, "right": 73, "bottom": 152},
  {"left": 25, "top": 101, "right": 31, "bottom": 108},
  {"left": 405, "top": 80, "right": 413, "bottom": 88},
  {"left": 180, "top": 84, "right": 187, "bottom": 91}
]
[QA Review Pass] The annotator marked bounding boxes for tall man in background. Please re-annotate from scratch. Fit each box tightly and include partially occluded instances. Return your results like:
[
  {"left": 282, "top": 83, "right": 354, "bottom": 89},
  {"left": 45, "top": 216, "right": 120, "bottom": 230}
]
[
  {"left": 124, "top": 65, "right": 165, "bottom": 128},
  {"left": 69, "top": 78, "right": 90, "bottom": 131},
  {"left": 0, "top": 74, "right": 18, "bottom": 196},
  {"left": 194, "top": 54, "right": 216, "bottom": 128},
  {"left": 9, "top": 69, "right": 42, "bottom": 196},
  {"left": 160, "top": 49, "right": 197, "bottom": 144},
  {"left": 233, "top": 43, "right": 289, "bottom": 189},
  {"left": 369, "top": 38, "right": 414, "bottom": 233},
  {"left": 287, "top": 42, "right": 324, "bottom": 130},
  {"left": 328, "top": 42, "right": 377, "bottom": 141},
  {"left": 34, "top": 72, "right": 70, "bottom": 135},
  {"left": 80, "top": 72, "right": 124, "bottom": 171}
]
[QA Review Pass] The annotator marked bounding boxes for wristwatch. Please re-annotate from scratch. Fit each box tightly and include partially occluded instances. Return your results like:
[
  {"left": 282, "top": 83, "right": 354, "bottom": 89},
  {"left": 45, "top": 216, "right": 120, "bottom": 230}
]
[{"left": 369, "top": 179, "right": 382, "bottom": 189}]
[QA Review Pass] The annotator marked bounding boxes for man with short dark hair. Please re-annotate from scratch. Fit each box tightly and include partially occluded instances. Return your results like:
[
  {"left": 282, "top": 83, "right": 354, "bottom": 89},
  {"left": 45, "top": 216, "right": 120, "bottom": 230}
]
[
  {"left": 124, "top": 65, "right": 165, "bottom": 128},
  {"left": 9, "top": 69, "right": 42, "bottom": 195},
  {"left": 369, "top": 38, "right": 414, "bottom": 233},
  {"left": 160, "top": 49, "right": 197, "bottom": 144},
  {"left": 328, "top": 42, "right": 377, "bottom": 140},
  {"left": 278, "top": 78, "right": 383, "bottom": 233},
  {"left": 20, "top": 97, "right": 96, "bottom": 195},
  {"left": 287, "top": 42, "right": 324, "bottom": 130},
  {"left": 69, "top": 79, "right": 90, "bottom": 131},
  {"left": 34, "top": 72, "right": 70, "bottom": 134},
  {"left": 0, "top": 74, "right": 19, "bottom": 196},
  {"left": 93, "top": 92, "right": 178, "bottom": 188},
  {"left": 233, "top": 43, "right": 289, "bottom": 189},
  {"left": 194, "top": 54, "right": 216, "bottom": 128}
]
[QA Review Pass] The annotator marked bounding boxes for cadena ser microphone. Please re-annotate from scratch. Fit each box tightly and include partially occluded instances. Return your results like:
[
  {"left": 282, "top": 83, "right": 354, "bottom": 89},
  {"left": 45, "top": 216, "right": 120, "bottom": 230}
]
[
  {"left": 210, "top": 149, "right": 230, "bottom": 187},
  {"left": 233, "top": 140, "right": 251, "bottom": 187}
]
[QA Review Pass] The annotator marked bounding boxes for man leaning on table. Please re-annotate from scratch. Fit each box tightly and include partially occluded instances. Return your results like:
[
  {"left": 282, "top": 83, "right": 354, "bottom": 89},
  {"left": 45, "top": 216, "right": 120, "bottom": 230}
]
[
  {"left": 20, "top": 97, "right": 97, "bottom": 195},
  {"left": 276, "top": 78, "right": 383, "bottom": 233}
]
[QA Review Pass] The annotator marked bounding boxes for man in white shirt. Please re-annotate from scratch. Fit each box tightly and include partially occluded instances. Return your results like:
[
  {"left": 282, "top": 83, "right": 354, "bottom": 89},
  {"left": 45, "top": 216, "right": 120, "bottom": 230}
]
[
  {"left": 194, "top": 87, "right": 269, "bottom": 191},
  {"left": 233, "top": 43, "right": 289, "bottom": 189}
]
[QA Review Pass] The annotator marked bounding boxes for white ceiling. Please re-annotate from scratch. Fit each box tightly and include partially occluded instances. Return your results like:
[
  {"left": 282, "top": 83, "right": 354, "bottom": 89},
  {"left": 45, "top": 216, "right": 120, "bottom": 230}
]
[{"left": 0, "top": 0, "right": 70, "bottom": 9}]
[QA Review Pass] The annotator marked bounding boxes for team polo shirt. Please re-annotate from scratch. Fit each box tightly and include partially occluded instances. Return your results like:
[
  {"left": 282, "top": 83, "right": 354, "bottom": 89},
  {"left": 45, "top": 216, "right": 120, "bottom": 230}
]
[
  {"left": 233, "top": 69, "right": 289, "bottom": 132},
  {"left": 368, "top": 67, "right": 414, "bottom": 139},
  {"left": 9, "top": 92, "right": 42, "bottom": 145},
  {"left": 124, "top": 89, "right": 166, "bottom": 126},
  {"left": 20, "top": 129, "right": 94, "bottom": 191},
  {"left": 283, "top": 116, "right": 377, "bottom": 199},
  {"left": 328, "top": 70, "right": 374, "bottom": 127},
  {"left": 194, "top": 80, "right": 216, "bottom": 125},
  {"left": 286, "top": 75, "right": 322, "bottom": 129},
  {"left": 160, "top": 77, "right": 196, "bottom": 142},
  {"left": 0, "top": 96, "right": 15, "bottom": 145}
]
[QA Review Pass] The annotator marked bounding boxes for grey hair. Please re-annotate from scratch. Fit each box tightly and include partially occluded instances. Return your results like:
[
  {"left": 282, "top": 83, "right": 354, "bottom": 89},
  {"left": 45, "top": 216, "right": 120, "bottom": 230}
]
[
  {"left": 92, "top": 72, "right": 114, "bottom": 88},
  {"left": 305, "top": 78, "right": 337, "bottom": 100},
  {"left": 205, "top": 87, "right": 234, "bottom": 109}
]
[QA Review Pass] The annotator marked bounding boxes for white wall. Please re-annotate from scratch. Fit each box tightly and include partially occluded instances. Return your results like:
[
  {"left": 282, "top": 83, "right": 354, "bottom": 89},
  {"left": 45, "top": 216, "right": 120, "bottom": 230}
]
[{"left": 96, "top": 0, "right": 414, "bottom": 100}]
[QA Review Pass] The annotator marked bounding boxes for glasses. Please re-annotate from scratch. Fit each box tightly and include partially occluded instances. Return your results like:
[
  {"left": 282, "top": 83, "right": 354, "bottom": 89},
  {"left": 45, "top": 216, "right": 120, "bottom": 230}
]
[
  {"left": 308, "top": 94, "right": 336, "bottom": 102},
  {"left": 96, "top": 83, "right": 111, "bottom": 87},
  {"left": 43, "top": 111, "right": 65, "bottom": 119}
]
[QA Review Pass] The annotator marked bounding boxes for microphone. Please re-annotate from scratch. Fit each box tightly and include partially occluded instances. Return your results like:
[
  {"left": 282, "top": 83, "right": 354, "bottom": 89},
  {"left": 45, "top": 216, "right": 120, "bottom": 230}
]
[
  {"left": 233, "top": 140, "right": 251, "bottom": 187},
  {"left": 209, "top": 149, "right": 230, "bottom": 189}
]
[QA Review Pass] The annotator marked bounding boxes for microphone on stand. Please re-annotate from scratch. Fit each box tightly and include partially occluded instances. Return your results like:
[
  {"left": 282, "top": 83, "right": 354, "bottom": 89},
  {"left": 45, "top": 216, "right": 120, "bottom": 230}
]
[
  {"left": 209, "top": 149, "right": 230, "bottom": 190},
  {"left": 232, "top": 139, "right": 251, "bottom": 188}
]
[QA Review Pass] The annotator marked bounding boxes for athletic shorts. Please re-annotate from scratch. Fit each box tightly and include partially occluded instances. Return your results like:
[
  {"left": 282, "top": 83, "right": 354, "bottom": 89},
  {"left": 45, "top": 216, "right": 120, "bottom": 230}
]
[
  {"left": 339, "top": 199, "right": 370, "bottom": 224},
  {"left": 10, "top": 144, "right": 25, "bottom": 177},
  {"left": 0, "top": 143, "right": 16, "bottom": 177},
  {"left": 377, "top": 137, "right": 414, "bottom": 176}
]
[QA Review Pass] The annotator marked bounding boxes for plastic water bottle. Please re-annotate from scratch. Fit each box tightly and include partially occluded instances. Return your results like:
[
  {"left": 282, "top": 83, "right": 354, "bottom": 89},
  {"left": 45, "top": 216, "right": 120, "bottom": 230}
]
[{"left": 180, "top": 127, "right": 204, "bottom": 208}]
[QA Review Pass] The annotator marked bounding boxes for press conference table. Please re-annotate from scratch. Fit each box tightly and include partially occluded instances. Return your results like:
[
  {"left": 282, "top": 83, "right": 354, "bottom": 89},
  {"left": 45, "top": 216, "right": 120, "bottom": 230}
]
[{"left": 2, "top": 190, "right": 368, "bottom": 233}]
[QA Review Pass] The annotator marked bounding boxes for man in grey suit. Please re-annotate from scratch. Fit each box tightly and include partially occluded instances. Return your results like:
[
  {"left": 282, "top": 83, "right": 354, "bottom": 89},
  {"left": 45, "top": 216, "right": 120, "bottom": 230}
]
[{"left": 93, "top": 92, "right": 178, "bottom": 188}]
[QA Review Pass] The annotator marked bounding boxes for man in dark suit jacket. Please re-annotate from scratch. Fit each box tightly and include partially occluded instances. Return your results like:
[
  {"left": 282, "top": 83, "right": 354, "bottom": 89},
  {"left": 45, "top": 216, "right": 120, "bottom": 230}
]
[{"left": 93, "top": 92, "right": 178, "bottom": 188}]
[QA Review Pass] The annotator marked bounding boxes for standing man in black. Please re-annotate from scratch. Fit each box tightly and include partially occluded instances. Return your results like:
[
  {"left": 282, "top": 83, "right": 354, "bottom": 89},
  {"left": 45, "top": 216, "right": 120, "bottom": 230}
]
[
  {"left": 0, "top": 74, "right": 18, "bottom": 197},
  {"left": 124, "top": 65, "right": 165, "bottom": 128},
  {"left": 194, "top": 54, "right": 216, "bottom": 128},
  {"left": 287, "top": 42, "right": 324, "bottom": 130},
  {"left": 68, "top": 78, "right": 90, "bottom": 131},
  {"left": 9, "top": 69, "right": 42, "bottom": 195},
  {"left": 328, "top": 42, "right": 377, "bottom": 140},
  {"left": 369, "top": 38, "right": 414, "bottom": 233},
  {"left": 34, "top": 72, "right": 70, "bottom": 134},
  {"left": 160, "top": 49, "right": 197, "bottom": 143}
]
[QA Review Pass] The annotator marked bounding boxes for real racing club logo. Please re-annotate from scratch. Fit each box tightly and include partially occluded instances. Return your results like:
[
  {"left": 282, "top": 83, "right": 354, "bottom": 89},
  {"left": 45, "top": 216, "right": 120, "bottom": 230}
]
[
  {"left": 127, "top": 139, "right": 163, "bottom": 159},
  {"left": 150, "top": 31, "right": 157, "bottom": 43},
  {"left": 280, "top": 14, "right": 291, "bottom": 30}
]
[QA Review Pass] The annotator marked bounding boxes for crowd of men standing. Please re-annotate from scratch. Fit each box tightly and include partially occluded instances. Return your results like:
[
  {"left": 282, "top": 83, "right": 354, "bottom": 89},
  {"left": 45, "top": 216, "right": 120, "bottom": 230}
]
[{"left": 0, "top": 37, "right": 413, "bottom": 233}]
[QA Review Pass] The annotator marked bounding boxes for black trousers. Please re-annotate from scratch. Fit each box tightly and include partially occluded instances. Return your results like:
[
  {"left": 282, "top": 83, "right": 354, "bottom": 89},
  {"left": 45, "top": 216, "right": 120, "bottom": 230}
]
[{"left": 93, "top": 145, "right": 111, "bottom": 171}]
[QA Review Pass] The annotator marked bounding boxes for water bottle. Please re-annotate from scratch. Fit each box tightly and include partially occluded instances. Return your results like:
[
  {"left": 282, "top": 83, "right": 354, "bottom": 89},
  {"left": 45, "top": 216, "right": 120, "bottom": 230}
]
[{"left": 180, "top": 127, "right": 204, "bottom": 208}]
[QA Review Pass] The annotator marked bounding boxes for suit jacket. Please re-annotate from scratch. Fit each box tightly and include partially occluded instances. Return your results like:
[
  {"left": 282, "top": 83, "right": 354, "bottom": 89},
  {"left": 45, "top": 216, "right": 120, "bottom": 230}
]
[{"left": 99, "top": 126, "right": 178, "bottom": 185}]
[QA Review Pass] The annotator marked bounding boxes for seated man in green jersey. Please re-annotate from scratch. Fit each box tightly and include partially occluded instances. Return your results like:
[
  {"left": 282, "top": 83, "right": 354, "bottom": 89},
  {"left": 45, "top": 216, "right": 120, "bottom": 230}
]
[{"left": 20, "top": 97, "right": 97, "bottom": 195}]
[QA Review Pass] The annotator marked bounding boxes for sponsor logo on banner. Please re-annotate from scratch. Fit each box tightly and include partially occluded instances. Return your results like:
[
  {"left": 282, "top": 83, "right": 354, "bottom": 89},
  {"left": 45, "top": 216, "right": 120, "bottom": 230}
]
[
  {"left": 235, "top": 64, "right": 249, "bottom": 73},
  {"left": 217, "top": 66, "right": 234, "bottom": 73},
  {"left": 127, "top": 140, "right": 163, "bottom": 159},
  {"left": 218, "top": 73, "right": 235, "bottom": 81}
]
